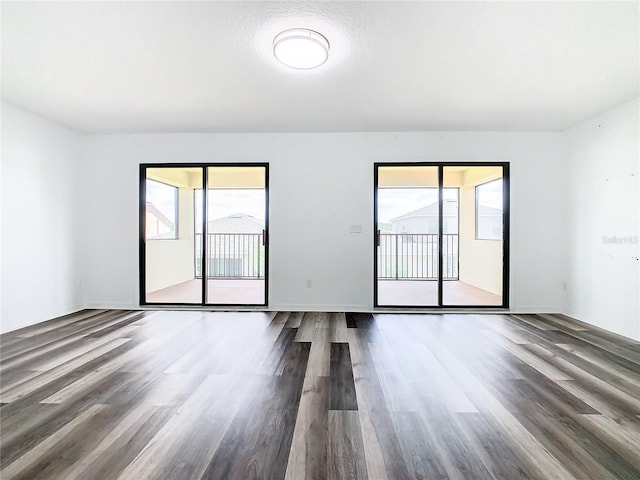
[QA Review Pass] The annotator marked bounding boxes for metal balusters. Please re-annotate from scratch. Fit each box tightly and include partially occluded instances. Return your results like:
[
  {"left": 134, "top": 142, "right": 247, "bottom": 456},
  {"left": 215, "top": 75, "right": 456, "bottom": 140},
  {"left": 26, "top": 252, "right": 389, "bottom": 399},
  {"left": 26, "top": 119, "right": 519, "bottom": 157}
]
[{"left": 377, "top": 234, "right": 458, "bottom": 280}]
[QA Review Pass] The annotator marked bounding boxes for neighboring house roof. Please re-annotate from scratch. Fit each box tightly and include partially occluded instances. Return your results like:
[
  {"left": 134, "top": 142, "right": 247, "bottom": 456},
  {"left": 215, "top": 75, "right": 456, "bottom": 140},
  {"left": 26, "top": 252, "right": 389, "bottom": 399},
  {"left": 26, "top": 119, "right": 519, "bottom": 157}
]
[
  {"left": 146, "top": 202, "right": 174, "bottom": 228},
  {"left": 390, "top": 199, "right": 459, "bottom": 222},
  {"left": 390, "top": 200, "right": 502, "bottom": 223},
  {"left": 205, "top": 213, "right": 264, "bottom": 233},
  {"left": 477, "top": 205, "right": 503, "bottom": 216}
]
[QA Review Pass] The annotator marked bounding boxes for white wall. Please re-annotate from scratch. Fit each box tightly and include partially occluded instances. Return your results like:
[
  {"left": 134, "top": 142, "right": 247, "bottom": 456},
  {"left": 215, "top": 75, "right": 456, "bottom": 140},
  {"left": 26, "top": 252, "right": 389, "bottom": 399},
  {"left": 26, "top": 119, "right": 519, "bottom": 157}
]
[
  {"left": 4, "top": 100, "right": 637, "bottom": 339},
  {"left": 565, "top": 98, "right": 640, "bottom": 341},
  {"left": 459, "top": 184, "right": 503, "bottom": 295},
  {"left": 79, "top": 132, "right": 567, "bottom": 313},
  {"left": 145, "top": 186, "right": 196, "bottom": 293},
  {"left": 1, "top": 102, "right": 84, "bottom": 333}
]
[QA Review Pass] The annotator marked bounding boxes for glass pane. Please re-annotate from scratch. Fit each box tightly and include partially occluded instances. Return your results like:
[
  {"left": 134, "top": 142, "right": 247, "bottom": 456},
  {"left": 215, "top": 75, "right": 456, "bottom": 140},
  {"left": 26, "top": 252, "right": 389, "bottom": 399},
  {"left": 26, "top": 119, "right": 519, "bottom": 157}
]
[
  {"left": 476, "top": 179, "right": 503, "bottom": 240},
  {"left": 376, "top": 166, "right": 439, "bottom": 306},
  {"left": 206, "top": 166, "right": 267, "bottom": 305},
  {"left": 442, "top": 166, "right": 503, "bottom": 306},
  {"left": 145, "top": 180, "right": 177, "bottom": 239},
  {"left": 144, "top": 167, "right": 203, "bottom": 304}
]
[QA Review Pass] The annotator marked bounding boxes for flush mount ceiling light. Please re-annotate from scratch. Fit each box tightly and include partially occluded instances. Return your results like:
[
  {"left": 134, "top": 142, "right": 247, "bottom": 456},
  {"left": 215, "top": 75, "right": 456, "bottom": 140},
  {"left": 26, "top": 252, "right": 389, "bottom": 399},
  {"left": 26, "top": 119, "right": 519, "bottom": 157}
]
[{"left": 273, "top": 28, "right": 329, "bottom": 69}]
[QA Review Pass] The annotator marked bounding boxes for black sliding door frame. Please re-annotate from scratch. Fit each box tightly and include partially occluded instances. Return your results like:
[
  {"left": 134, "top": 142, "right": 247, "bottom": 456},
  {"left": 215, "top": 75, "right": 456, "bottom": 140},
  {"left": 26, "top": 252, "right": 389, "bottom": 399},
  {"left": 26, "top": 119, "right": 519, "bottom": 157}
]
[
  {"left": 139, "top": 162, "right": 269, "bottom": 307},
  {"left": 373, "top": 162, "right": 510, "bottom": 309}
]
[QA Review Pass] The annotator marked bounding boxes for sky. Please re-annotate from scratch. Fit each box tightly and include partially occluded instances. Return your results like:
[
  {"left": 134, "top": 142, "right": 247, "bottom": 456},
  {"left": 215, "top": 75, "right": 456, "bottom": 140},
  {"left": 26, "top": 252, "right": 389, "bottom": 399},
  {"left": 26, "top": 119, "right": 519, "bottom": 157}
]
[
  {"left": 147, "top": 181, "right": 266, "bottom": 225},
  {"left": 146, "top": 180, "right": 177, "bottom": 222},
  {"left": 148, "top": 180, "right": 502, "bottom": 227},
  {"left": 196, "top": 189, "right": 266, "bottom": 221},
  {"left": 378, "top": 188, "right": 459, "bottom": 223},
  {"left": 477, "top": 179, "right": 503, "bottom": 210},
  {"left": 378, "top": 180, "right": 503, "bottom": 224}
]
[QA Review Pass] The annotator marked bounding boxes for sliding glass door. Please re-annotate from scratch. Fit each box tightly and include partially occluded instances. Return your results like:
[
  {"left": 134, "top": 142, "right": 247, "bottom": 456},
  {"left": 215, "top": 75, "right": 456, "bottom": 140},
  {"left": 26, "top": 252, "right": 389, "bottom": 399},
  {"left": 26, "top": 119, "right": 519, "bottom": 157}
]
[
  {"left": 442, "top": 166, "right": 506, "bottom": 306},
  {"left": 374, "top": 163, "right": 509, "bottom": 308},
  {"left": 142, "top": 166, "right": 204, "bottom": 304},
  {"left": 140, "top": 164, "right": 268, "bottom": 306},
  {"left": 204, "top": 166, "right": 267, "bottom": 305},
  {"left": 375, "top": 166, "right": 440, "bottom": 306}
]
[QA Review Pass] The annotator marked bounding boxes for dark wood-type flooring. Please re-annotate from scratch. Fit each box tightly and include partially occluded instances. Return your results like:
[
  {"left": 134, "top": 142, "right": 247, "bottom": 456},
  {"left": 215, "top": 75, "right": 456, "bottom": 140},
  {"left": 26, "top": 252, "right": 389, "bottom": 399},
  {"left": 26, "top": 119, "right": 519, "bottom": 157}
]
[{"left": 1, "top": 310, "right": 639, "bottom": 479}]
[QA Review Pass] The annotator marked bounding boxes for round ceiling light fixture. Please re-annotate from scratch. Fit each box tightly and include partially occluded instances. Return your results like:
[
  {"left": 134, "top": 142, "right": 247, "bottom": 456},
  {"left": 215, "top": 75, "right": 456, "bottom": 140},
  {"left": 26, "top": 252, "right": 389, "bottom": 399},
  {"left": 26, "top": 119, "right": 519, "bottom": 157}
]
[{"left": 273, "top": 28, "right": 329, "bottom": 69}]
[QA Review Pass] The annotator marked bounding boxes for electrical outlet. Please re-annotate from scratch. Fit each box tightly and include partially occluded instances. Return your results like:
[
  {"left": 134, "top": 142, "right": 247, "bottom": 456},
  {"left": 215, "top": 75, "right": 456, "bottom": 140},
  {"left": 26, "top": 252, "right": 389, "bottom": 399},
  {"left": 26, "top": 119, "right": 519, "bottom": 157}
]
[{"left": 306, "top": 280, "right": 312, "bottom": 288}]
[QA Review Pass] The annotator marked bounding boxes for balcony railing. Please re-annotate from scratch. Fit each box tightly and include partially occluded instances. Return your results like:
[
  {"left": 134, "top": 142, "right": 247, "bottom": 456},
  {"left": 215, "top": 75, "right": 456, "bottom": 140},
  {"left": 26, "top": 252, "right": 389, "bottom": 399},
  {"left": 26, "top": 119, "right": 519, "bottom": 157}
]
[
  {"left": 195, "top": 233, "right": 265, "bottom": 279},
  {"left": 194, "top": 232, "right": 456, "bottom": 281},
  {"left": 378, "top": 233, "right": 458, "bottom": 280}
]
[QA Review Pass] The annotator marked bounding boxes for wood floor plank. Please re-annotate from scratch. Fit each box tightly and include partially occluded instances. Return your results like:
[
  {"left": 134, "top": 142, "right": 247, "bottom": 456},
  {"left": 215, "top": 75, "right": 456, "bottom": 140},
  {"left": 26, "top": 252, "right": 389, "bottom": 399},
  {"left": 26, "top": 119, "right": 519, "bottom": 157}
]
[
  {"left": 66, "top": 404, "right": 175, "bottom": 480},
  {"left": 475, "top": 314, "right": 545, "bottom": 344},
  {"left": 84, "top": 311, "right": 147, "bottom": 338},
  {"left": 1, "top": 338, "right": 132, "bottom": 403},
  {"left": 114, "top": 374, "right": 238, "bottom": 480},
  {"left": 305, "top": 325, "right": 330, "bottom": 378},
  {"left": 578, "top": 414, "right": 640, "bottom": 470},
  {"left": 1, "top": 328, "right": 110, "bottom": 373},
  {"left": 411, "top": 384, "right": 495, "bottom": 480},
  {"left": 0, "top": 370, "right": 136, "bottom": 469},
  {"left": 1, "top": 311, "right": 141, "bottom": 363},
  {"left": 346, "top": 313, "right": 377, "bottom": 340},
  {"left": 513, "top": 364, "right": 600, "bottom": 416},
  {"left": 148, "top": 377, "right": 252, "bottom": 480},
  {"left": 558, "top": 330, "right": 640, "bottom": 366},
  {"left": 391, "top": 411, "right": 450, "bottom": 479},
  {"left": 13, "top": 404, "right": 156, "bottom": 480},
  {"left": 409, "top": 341, "right": 478, "bottom": 413},
  {"left": 0, "top": 310, "right": 110, "bottom": 355},
  {"left": 555, "top": 342, "right": 640, "bottom": 387},
  {"left": 329, "top": 343, "right": 358, "bottom": 411},
  {"left": 347, "top": 330, "right": 394, "bottom": 480},
  {"left": 525, "top": 343, "right": 640, "bottom": 416},
  {"left": 284, "top": 311, "right": 304, "bottom": 329},
  {"left": 455, "top": 412, "right": 535, "bottom": 480},
  {"left": 328, "top": 410, "right": 368, "bottom": 480},
  {"left": 535, "top": 313, "right": 590, "bottom": 331},
  {"left": 329, "top": 312, "right": 349, "bottom": 343},
  {"left": 487, "top": 333, "right": 574, "bottom": 381},
  {"left": 350, "top": 358, "right": 411, "bottom": 478},
  {"left": 1, "top": 310, "right": 108, "bottom": 341},
  {"left": 1, "top": 404, "right": 104, "bottom": 479},
  {"left": 200, "top": 338, "right": 311, "bottom": 479},
  {"left": 285, "top": 375, "right": 330, "bottom": 480},
  {"left": 0, "top": 320, "right": 140, "bottom": 389},
  {"left": 368, "top": 340, "right": 421, "bottom": 413},
  {"left": 295, "top": 312, "right": 327, "bottom": 343},
  {"left": 1, "top": 310, "right": 638, "bottom": 479},
  {"left": 414, "top": 322, "right": 579, "bottom": 480},
  {"left": 501, "top": 386, "right": 637, "bottom": 480}
]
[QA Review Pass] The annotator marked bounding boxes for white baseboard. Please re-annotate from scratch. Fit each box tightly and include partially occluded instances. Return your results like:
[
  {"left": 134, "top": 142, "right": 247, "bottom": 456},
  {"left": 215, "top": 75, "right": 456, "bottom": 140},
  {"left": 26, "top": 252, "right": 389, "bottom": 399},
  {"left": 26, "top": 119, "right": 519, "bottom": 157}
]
[
  {"left": 269, "top": 304, "right": 370, "bottom": 312},
  {"left": 83, "top": 302, "right": 139, "bottom": 310},
  {"left": 508, "top": 306, "right": 561, "bottom": 314}
]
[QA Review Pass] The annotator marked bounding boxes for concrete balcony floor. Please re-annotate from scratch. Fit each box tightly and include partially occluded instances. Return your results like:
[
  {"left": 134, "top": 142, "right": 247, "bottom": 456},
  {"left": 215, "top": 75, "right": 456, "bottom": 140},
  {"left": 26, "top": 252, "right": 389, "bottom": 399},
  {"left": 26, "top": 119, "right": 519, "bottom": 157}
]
[
  {"left": 146, "top": 279, "right": 265, "bottom": 305},
  {"left": 377, "top": 279, "right": 501, "bottom": 306},
  {"left": 146, "top": 279, "right": 500, "bottom": 306}
]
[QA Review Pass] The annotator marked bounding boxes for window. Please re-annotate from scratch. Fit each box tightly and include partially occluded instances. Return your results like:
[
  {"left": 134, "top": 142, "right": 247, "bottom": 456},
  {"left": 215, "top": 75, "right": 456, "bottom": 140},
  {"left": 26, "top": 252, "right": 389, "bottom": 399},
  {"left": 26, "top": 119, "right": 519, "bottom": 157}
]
[
  {"left": 146, "top": 179, "right": 178, "bottom": 239},
  {"left": 476, "top": 179, "right": 503, "bottom": 240}
]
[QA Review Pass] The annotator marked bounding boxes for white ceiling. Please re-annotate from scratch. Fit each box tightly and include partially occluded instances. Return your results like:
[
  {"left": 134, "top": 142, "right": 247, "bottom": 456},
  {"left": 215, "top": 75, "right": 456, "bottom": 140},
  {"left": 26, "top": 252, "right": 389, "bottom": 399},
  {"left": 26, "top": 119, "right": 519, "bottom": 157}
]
[{"left": 1, "top": 1, "right": 638, "bottom": 133}]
